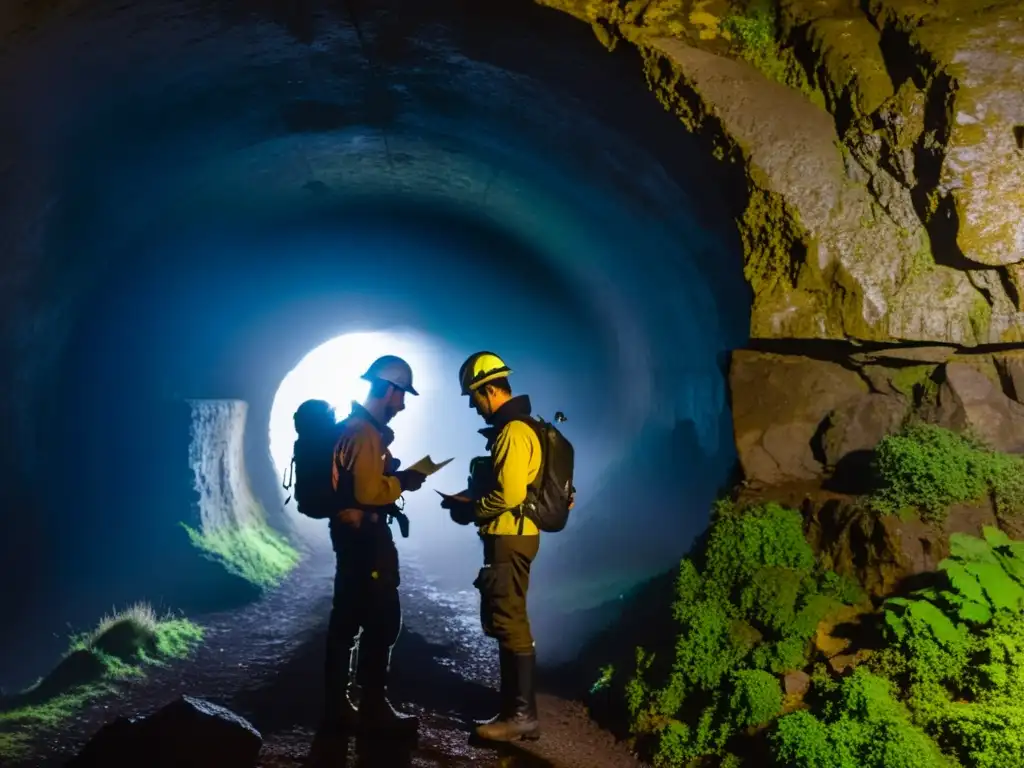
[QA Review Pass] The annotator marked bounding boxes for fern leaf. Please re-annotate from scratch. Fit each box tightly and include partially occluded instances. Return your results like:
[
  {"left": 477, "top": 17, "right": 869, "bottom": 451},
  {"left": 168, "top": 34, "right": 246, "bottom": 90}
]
[
  {"left": 948, "top": 533, "right": 998, "bottom": 564},
  {"left": 964, "top": 561, "right": 1024, "bottom": 612},
  {"left": 995, "top": 550, "right": 1024, "bottom": 588},
  {"left": 982, "top": 526, "right": 1012, "bottom": 547},
  {"left": 939, "top": 561, "right": 988, "bottom": 605},
  {"left": 885, "top": 597, "right": 912, "bottom": 613},
  {"left": 883, "top": 609, "right": 907, "bottom": 641},
  {"left": 958, "top": 600, "right": 992, "bottom": 624},
  {"left": 908, "top": 599, "right": 962, "bottom": 645}
]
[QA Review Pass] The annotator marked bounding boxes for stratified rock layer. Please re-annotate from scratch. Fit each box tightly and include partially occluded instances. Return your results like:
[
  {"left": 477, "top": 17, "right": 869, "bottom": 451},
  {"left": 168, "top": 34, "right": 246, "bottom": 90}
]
[{"left": 731, "top": 347, "right": 1024, "bottom": 487}]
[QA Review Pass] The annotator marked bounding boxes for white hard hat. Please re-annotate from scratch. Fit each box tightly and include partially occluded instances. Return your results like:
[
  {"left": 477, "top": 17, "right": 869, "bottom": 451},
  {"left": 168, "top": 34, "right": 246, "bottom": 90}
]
[{"left": 361, "top": 355, "right": 419, "bottom": 395}]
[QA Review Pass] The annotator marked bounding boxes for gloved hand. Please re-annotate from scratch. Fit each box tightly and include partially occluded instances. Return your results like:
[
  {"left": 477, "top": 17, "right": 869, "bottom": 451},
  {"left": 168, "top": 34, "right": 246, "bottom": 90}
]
[
  {"left": 439, "top": 493, "right": 471, "bottom": 509},
  {"left": 395, "top": 469, "right": 426, "bottom": 492},
  {"left": 441, "top": 494, "right": 474, "bottom": 525}
]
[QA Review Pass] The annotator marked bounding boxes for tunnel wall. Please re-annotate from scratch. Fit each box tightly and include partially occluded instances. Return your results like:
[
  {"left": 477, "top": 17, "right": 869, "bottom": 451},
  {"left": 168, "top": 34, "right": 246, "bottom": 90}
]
[
  {"left": 188, "top": 399, "right": 270, "bottom": 537},
  {"left": 0, "top": 0, "right": 753, "bottom": 682}
]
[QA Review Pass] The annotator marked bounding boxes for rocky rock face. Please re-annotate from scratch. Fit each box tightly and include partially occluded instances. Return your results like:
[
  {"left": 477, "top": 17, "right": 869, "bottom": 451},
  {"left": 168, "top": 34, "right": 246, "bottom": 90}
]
[
  {"left": 67, "top": 694, "right": 263, "bottom": 768},
  {"left": 803, "top": 494, "right": 1003, "bottom": 598},
  {"left": 729, "top": 350, "right": 868, "bottom": 486},
  {"left": 537, "top": 0, "right": 1024, "bottom": 345},
  {"left": 737, "top": 481, "right": 1015, "bottom": 600},
  {"left": 731, "top": 347, "right": 1024, "bottom": 487}
]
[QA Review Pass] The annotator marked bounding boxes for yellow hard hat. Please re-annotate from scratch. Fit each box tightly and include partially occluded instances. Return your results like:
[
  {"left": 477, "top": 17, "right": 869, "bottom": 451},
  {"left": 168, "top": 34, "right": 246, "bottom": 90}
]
[{"left": 458, "top": 351, "right": 512, "bottom": 395}]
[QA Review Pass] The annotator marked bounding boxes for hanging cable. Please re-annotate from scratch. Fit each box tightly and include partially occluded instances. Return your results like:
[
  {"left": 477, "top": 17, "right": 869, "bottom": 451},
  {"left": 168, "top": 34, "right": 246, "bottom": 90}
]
[{"left": 340, "top": 0, "right": 396, "bottom": 174}]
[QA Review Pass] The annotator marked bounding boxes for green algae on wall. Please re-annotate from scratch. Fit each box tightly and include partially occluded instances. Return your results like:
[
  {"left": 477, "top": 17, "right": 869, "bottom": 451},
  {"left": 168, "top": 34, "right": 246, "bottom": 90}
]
[{"left": 889, "top": 364, "right": 938, "bottom": 403}]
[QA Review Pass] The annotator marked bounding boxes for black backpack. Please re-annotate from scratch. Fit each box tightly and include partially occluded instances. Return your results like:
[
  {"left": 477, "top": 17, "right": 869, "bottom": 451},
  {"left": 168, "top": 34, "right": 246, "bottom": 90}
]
[
  {"left": 519, "top": 414, "right": 576, "bottom": 533},
  {"left": 282, "top": 399, "right": 341, "bottom": 520}
]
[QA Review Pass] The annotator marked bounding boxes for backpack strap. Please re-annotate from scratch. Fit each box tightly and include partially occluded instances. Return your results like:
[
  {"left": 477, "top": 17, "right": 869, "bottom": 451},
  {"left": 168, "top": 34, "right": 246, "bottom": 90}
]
[{"left": 508, "top": 415, "right": 547, "bottom": 528}]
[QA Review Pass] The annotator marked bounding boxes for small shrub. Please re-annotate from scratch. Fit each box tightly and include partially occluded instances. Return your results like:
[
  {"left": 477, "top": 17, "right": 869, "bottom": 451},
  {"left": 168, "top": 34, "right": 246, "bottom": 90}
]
[
  {"left": 873, "top": 532, "right": 1024, "bottom": 767},
  {"left": 728, "top": 669, "right": 782, "bottom": 728},
  {"left": 624, "top": 502, "right": 857, "bottom": 765},
  {"left": 868, "top": 424, "right": 1024, "bottom": 521},
  {"left": 771, "top": 668, "right": 952, "bottom": 768},
  {"left": 884, "top": 529, "right": 1024, "bottom": 646}
]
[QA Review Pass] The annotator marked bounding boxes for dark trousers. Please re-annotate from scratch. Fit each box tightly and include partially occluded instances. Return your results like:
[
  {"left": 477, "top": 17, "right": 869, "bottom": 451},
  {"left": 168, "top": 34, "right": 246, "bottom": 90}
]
[
  {"left": 325, "top": 522, "right": 402, "bottom": 704},
  {"left": 475, "top": 534, "right": 540, "bottom": 655}
]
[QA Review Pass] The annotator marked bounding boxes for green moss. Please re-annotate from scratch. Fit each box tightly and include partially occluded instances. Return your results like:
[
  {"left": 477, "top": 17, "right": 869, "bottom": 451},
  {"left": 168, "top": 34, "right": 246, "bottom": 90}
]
[
  {"left": 968, "top": 296, "right": 992, "bottom": 343},
  {"left": 868, "top": 424, "right": 1024, "bottom": 521},
  {"left": 182, "top": 516, "right": 300, "bottom": 589},
  {"left": 0, "top": 603, "right": 203, "bottom": 762},
  {"left": 889, "top": 364, "right": 939, "bottom": 402},
  {"left": 721, "top": 0, "right": 823, "bottom": 106},
  {"left": 740, "top": 181, "right": 804, "bottom": 294}
]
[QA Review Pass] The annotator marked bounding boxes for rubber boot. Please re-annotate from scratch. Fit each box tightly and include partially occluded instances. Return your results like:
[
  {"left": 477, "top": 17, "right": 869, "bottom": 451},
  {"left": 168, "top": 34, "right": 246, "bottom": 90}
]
[
  {"left": 322, "top": 645, "right": 359, "bottom": 733},
  {"left": 475, "top": 647, "right": 516, "bottom": 728},
  {"left": 475, "top": 652, "right": 540, "bottom": 742},
  {"left": 359, "top": 688, "right": 419, "bottom": 735}
]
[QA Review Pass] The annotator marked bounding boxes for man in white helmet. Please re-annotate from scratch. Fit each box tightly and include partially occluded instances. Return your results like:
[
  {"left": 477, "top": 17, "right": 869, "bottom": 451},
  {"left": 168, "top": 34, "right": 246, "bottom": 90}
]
[
  {"left": 322, "top": 355, "right": 426, "bottom": 736},
  {"left": 442, "top": 351, "right": 543, "bottom": 742}
]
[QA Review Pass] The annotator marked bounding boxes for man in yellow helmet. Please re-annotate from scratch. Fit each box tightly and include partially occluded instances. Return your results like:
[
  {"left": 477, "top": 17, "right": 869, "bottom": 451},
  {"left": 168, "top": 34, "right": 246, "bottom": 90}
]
[
  {"left": 323, "top": 355, "right": 427, "bottom": 736},
  {"left": 442, "top": 351, "right": 543, "bottom": 742}
]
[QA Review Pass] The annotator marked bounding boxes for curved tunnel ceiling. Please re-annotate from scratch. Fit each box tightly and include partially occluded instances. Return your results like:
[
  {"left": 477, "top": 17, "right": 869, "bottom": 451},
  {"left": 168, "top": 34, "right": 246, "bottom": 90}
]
[{"left": 0, "top": 0, "right": 753, "bottom": 678}]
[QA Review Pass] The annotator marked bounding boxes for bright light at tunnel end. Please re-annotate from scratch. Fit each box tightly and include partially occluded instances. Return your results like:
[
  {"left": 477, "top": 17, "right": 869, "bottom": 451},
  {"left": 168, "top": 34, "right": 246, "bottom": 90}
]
[{"left": 269, "top": 328, "right": 443, "bottom": 500}]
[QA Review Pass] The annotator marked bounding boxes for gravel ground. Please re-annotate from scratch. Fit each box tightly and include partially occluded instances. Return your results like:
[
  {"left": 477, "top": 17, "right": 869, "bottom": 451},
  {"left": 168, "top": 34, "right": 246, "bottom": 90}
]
[{"left": 13, "top": 547, "right": 642, "bottom": 768}]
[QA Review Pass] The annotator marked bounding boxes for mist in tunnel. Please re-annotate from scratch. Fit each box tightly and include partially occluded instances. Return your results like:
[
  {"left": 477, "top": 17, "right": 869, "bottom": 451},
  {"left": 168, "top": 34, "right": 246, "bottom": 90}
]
[{"left": 0, "top": 0, "right": 751, "bottom": 688}]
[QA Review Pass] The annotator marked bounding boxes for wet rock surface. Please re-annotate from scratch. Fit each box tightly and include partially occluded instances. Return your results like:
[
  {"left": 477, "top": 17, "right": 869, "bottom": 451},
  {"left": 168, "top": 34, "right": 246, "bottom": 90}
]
[{"left": 18, "top": 548, "right": 639, "bottom": 768}]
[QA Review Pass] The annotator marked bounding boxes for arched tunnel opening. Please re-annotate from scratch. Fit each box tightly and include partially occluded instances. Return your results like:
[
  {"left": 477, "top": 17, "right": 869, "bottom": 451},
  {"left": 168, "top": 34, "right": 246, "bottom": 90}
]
[{"left": 0, "top": 0, "right": 752, "bottom": 728}]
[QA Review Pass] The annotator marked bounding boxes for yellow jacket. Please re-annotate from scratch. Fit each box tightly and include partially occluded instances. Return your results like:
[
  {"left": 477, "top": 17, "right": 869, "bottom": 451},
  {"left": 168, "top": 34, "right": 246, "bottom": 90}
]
[
  {"left": 473, "top": 396, "right": 542, "bottom": 537},
  {"left": 332, "top": 403, "right": 403, "bottom": 511}
]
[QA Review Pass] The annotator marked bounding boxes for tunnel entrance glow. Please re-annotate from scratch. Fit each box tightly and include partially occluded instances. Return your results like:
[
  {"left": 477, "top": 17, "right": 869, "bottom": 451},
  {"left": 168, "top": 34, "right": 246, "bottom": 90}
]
[{"left": 268, "top": 329, "right": 443, "bottom": 503}]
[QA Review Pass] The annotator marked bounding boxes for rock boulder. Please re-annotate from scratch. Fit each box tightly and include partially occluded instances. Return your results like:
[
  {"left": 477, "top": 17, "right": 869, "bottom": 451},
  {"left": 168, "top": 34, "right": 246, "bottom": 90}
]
[
  {"left": 928, "top": 361, "right": 1024, "bottom": 453},
  {"left": 820, "top": 393, "right": 910, "bottom": 472},
  {"left": 67, "top": 695, "right": 262, "bottom": 768},
  {"left": 804, "top": 495, "right": 1001, "bottom": 598},
  {"left": 730, "top": 350, "right": 867, "bottom": 486}
]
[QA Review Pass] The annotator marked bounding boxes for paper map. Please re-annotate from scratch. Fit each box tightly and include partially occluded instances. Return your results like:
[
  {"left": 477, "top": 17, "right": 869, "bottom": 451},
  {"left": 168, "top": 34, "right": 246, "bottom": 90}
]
[{"left": 406, "top": 455, "right": 454, "bottom": 476}]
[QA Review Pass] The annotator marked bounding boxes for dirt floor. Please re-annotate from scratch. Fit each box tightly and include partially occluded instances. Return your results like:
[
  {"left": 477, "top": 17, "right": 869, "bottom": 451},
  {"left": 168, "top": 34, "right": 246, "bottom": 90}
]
[{"left": 14, "top": 548, "right": 643, "bottom": 768}]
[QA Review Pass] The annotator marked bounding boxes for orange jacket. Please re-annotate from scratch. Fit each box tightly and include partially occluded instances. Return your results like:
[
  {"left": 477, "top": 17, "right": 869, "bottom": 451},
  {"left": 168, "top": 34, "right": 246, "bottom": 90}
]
[{"left": 332, "top": 404, "right": 402, "bottom": 512}]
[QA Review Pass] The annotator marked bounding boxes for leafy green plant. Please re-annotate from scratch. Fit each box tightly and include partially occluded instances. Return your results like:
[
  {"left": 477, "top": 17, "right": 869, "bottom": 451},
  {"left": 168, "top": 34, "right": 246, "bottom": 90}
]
[
  {"left": 872, "top": 530, "right": 1024, "bottom": 767},
  {"left": 869, "top": 424, "right": 1024, "bottom": 521},
  {"left": 885, "top": 528, "right": 1024, "bottom": 638},
  {"left": 624, "top": 502, "right": 857, "bottom": 765}
]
